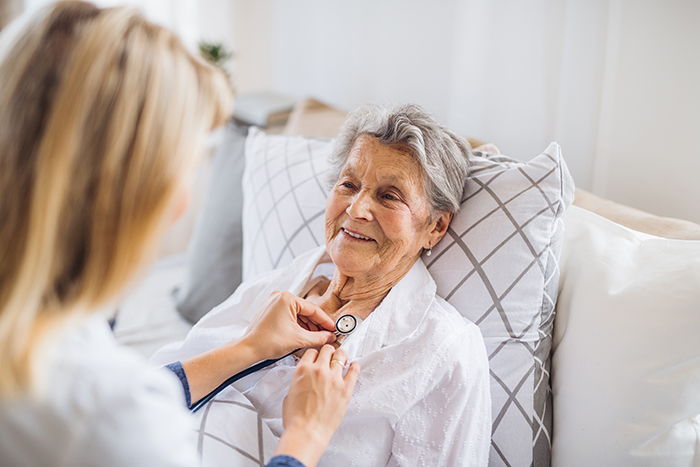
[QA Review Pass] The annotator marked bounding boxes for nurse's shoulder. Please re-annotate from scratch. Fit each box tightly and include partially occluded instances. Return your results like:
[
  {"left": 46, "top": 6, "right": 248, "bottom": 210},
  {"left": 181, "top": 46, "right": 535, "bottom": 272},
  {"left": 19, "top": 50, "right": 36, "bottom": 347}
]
[{"left": 1, "top": 315, "right": 198, "bottom": 467}]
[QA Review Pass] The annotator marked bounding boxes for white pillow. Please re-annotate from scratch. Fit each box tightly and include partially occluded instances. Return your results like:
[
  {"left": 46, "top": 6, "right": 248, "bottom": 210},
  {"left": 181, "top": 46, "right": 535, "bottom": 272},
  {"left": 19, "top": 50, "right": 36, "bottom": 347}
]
[
  {"left": 552, "top": 206, "right": 700, "bottom": 467},
  {"left": 242, "top": 128, "right": 575, "bottom": 466}
]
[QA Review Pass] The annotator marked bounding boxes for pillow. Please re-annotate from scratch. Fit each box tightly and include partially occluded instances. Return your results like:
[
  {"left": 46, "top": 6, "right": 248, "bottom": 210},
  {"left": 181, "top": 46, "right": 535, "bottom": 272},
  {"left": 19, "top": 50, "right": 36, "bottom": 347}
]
[
  {"left": 242, "top": 128, "right": 574, "bottom": 466},
  {"left": 174, "top": 122, "right": 248, "bottom": 323},
  {"left": 552, "top": 206, "right": 700, "bottom": 466},
  {"left": 241, "top": 130, "right": 332, "bottom": 279},
  {"left": 426, "top": 148, "right": 572, "bottom": 467},
  {"left": 193, "top": 386, "right": 279, "bottom": 466}
]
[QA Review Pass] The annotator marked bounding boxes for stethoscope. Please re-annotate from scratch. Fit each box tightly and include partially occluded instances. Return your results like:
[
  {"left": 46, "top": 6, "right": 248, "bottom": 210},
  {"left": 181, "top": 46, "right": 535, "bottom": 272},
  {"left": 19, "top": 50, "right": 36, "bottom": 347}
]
[{"left": 190, "top": 313, "right": 362, "bottom": 413}]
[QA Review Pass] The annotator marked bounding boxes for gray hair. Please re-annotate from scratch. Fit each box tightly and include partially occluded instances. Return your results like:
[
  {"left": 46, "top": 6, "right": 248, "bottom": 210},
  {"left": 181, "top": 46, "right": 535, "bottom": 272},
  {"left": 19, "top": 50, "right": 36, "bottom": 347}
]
[{"left": 327, "top": 104, "right": 471, "bottom": 214}]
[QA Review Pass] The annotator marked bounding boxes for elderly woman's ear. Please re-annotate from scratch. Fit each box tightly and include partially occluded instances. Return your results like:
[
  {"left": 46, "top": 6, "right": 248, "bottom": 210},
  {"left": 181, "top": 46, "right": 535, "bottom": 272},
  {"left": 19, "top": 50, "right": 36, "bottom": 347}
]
[{"left": 423, "top": 211, "right": 453, "bottom": 251}]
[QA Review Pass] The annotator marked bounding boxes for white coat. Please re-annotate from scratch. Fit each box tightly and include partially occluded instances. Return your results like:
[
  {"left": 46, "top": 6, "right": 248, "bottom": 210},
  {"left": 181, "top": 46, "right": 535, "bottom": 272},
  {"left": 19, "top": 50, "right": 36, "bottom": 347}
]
[{"left": 0, "top": 315, "right": 197, "bottom": 467}]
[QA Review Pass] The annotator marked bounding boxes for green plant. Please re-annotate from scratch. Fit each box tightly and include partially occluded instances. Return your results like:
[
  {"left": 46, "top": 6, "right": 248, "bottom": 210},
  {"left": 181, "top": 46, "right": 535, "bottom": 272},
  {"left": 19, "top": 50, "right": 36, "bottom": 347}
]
[{"left": 198, "top": 41, "right": 233, "bottom": 68}]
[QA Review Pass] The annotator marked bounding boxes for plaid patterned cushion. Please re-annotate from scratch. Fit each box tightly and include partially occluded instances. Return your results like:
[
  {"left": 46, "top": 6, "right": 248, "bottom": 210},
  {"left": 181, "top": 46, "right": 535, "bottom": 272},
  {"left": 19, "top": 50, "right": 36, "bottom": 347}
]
[
  {"left": 242, "top": 128, "right": 574, "bottom": 466},
  {"left": 193, "top": 387, "right": 278, "bottom": 466},
  {"left": 426, "top": 150, "right": 573, "bottom": 466}
]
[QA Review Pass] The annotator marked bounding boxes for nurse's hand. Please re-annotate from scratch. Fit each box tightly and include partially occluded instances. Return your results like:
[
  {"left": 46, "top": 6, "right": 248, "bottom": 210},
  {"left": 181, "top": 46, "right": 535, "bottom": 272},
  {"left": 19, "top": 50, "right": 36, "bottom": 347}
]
[
  {"left": 183, "top": 292, "right": 336, "bottom": 406},
  {"left": 242, "top": 291, "right": 337, "bottom": 361},
  {"left": 275, "top": 346, "right": 360, "bottom": 467}
]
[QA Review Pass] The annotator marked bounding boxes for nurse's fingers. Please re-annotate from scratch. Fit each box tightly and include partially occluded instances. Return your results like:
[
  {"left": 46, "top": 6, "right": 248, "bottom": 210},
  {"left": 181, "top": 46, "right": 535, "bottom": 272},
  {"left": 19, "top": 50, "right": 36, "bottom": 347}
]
[
  {"left": 342, "top": 361, "right": 360, "bottom": 397},
  {"left": 299, "top": 329, "right": 336, "bottom": 348},
  {"left": 329, "top": 348, "right": 348, "bottom": 371},
  {"left": 297, "top": 314, "right": 319, "bottom": 332},
  {"left": 295, "top": 298, "right": 336, "bottom": 332},
  {"left": 316, "top": 344, "right": 335, "bottom": 366},
  {"left": 297, "top": 315, "right": 309, "bottom": 330},
  {"left": 300, "top": 348, "right": 319, "bottom": 364}
]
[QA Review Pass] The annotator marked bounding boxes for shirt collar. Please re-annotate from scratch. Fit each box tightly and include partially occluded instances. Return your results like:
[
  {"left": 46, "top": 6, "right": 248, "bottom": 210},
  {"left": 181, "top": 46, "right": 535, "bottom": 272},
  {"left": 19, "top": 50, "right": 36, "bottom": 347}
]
[{"left": 291, "top": 247, "right": 436, "bottom": 360}]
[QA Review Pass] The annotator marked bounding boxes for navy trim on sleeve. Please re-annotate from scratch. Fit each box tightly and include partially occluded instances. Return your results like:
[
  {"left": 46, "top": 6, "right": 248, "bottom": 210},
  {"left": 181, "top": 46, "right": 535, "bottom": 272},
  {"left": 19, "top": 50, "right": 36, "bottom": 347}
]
[
  {"left": 266, "top": 455, "right": 306, "bottom": 467},
  {"left": 163, "top": 361, "right": 192, "bottom": 408}
]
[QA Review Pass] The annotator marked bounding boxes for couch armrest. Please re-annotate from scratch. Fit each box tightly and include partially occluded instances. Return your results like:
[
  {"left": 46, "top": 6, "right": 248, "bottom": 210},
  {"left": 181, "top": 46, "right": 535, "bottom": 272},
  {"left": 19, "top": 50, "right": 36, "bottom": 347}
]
[{"left": 573, "top": 188, "right": 700, "bottom": 240}]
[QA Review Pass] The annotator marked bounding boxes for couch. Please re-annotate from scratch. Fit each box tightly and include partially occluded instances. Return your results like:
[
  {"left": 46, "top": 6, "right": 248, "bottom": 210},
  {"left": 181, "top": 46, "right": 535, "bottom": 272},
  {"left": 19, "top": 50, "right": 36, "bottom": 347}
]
[{"left": 115, "top": 98, "right": 700, "bottom": 467}]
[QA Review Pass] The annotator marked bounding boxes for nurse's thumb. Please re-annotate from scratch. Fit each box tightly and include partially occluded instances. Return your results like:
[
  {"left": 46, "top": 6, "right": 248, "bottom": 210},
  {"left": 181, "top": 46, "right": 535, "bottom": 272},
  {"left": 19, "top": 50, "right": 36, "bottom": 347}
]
[{"left": 301, "top": 329, "right": 336, "bottom": 347}]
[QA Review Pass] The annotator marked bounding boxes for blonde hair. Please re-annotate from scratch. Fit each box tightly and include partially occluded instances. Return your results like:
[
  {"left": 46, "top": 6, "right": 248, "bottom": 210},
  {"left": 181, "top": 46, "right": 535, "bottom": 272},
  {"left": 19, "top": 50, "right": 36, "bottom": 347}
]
[{"left": 0, "top": 1, "right": 232, "bottom": 396}]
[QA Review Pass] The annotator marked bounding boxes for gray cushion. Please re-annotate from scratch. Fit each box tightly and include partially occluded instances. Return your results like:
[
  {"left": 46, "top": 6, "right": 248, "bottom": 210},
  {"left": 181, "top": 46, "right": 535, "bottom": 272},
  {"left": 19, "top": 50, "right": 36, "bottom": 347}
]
[{"left": 173, "top": 122, "right": 247, "bottom": 323}]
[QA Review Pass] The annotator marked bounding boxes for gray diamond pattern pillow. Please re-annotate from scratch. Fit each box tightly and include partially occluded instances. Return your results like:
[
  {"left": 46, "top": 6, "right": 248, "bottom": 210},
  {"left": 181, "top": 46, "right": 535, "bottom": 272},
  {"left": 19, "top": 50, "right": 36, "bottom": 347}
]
[
  {"left": 242, "top": 128, "right": 574, "bottom": 466},
  {"left": 242, "top": 130, "right": 331, "bottom": 279},
  {"left": 426, "top": 149, "right": 573, "bottom": 466},
  {"left": 193, "top": 386, "right": 278, "bottom": 466}
]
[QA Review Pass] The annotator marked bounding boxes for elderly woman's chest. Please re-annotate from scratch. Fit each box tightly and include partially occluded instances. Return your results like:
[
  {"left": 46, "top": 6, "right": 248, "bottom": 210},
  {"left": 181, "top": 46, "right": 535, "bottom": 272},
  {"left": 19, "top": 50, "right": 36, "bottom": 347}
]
[
  {"left": 348, "top": 345, "right": 431, "bottom": 418},
  {"left": 316, "top": 347, "right": 432, "bottom": 466},
  {"left": 250, "top": 343, "right": 430, "bottom": 420},
  {"left": 241, "top": 346, "right": 434, "bottom": 466}
]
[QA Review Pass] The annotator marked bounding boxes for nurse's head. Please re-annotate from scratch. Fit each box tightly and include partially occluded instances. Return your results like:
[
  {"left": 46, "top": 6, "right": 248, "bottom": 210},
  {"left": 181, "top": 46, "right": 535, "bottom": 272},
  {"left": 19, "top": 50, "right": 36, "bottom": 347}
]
[
  {"left": 0, "top": 1, "right": 232, "bottom": 395},
  {"left": 323, "top": 104, "right": 471, "bottom": 282}
]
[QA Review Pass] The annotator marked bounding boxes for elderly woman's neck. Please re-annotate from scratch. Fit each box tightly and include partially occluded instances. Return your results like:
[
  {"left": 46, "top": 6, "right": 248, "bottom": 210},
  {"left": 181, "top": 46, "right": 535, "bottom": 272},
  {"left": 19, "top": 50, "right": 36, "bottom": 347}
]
[{"left": 313, "top": 260, "right": 416, "bottom": 320}]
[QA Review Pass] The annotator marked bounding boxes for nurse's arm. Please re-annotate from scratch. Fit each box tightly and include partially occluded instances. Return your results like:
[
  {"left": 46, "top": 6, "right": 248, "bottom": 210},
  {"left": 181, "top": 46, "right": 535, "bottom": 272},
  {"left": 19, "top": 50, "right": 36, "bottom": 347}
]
[
  {"left": 179, "top": 337, "right": 263, "bottom": 406},
  {"left": 178, "top": 291, "right": 337, "bottom": 406}
]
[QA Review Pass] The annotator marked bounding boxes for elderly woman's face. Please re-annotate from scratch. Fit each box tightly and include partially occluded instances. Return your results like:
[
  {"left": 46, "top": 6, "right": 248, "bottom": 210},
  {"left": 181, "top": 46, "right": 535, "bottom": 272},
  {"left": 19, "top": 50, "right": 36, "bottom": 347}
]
[{"left": 325, "top": 135, "right": 445, "bottom": 278}]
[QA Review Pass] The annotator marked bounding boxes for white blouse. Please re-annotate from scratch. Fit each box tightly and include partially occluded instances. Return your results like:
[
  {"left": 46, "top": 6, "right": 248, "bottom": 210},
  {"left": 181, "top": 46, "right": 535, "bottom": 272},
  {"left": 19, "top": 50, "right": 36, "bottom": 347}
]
[
  {"left": 0, "top": 316, "right": 198, "bottom": 467},
  {"left": 154, "top": 247, "right": 492, "bottom": 467}
]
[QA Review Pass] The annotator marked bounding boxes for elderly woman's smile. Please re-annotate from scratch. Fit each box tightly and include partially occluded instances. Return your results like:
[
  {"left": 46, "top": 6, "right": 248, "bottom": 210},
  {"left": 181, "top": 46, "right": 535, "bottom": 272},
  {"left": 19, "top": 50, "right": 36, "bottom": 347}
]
[{"left": 324, "top": 135, "right": 441, "bottom": 280}]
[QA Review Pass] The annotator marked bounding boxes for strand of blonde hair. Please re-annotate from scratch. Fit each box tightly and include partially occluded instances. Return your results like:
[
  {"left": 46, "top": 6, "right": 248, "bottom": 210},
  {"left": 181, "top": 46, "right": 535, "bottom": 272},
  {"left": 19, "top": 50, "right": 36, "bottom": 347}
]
[{"left": 0, "top": 2, "right": 232, "bottom": 397}]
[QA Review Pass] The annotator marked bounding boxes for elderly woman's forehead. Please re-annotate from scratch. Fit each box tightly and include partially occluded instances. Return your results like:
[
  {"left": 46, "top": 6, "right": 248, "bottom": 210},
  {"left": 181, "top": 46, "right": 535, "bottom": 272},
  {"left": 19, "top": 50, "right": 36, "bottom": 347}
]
[
  {"left": 342, "top": 140, "right": 425, "bottom": 188},
  {"left": 351, "top": 134, "right": 410, "bottom": 154},
  {"left": 345, "top": 135, "right": 418, "bottom": 168}
]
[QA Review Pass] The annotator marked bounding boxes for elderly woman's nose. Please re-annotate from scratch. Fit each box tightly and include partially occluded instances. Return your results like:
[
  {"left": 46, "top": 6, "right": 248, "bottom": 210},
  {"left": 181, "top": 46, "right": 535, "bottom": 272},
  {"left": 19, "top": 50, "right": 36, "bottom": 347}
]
[{"left": 345, "top": 191, "right": 373, "bottom": 220}]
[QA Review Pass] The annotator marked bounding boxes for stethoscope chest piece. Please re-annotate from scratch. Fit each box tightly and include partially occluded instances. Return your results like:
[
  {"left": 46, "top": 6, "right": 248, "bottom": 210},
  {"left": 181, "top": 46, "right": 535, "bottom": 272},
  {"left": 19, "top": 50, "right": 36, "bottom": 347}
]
[
  {"left": 334, "top": 314, "right": 362, "bottom": 341},
  {"left": 335, "top": 314, "right": 357, "bottom": 334}
]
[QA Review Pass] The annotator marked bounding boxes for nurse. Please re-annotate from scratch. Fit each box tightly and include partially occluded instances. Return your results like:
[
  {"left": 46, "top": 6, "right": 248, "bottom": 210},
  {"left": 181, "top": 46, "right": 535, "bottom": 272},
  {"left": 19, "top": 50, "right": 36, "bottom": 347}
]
[{"left": 0, "top": 2, "right": 358, "bottom": 467}]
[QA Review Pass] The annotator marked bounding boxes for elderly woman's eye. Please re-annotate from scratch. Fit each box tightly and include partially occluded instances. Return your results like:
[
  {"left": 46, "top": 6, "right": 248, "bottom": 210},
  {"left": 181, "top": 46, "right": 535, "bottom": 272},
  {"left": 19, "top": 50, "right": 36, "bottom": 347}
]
[
  {"left": 382, "top": 193, "right": 398, "bottom": 201},
  {"left": 340, "top": 181, "right": 355, "bottom": 190}
]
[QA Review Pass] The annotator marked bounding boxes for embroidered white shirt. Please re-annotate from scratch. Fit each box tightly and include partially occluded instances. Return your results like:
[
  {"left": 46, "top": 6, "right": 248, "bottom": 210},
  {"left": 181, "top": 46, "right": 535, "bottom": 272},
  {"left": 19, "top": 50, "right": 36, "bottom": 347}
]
[{"left": 154, "top": 246, "right": 492, "bottom": 466}]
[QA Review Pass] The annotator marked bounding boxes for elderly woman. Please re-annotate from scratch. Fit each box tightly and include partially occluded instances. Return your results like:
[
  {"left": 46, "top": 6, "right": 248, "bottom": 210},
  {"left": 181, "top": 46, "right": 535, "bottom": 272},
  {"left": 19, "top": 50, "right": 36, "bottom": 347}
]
[{"left": 155, "top": 105, "right": 492, "bottom": 466}]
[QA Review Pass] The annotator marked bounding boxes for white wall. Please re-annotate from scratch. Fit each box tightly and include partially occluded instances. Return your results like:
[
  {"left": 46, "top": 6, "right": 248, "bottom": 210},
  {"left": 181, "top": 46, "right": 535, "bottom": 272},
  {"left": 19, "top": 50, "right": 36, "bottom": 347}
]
[
  {"left": 592, "top": 0, "right": 700, "bottom": 222},
  {"left": 222, "top": 0, "right": 700, "bottom": 223},
  {"left": 16, "top": 0, "right": 700, "bottom": 223}
]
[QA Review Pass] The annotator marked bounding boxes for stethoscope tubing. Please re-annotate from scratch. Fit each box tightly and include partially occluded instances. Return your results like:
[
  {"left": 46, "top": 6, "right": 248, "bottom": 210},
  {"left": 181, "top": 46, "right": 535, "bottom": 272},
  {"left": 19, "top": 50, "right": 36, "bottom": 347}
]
[
  {"left": 189, "top": 313, "right": 359, "bottom": 413},
  {"left": 189, "top": 348, "right": 300, "bottom": 413}
]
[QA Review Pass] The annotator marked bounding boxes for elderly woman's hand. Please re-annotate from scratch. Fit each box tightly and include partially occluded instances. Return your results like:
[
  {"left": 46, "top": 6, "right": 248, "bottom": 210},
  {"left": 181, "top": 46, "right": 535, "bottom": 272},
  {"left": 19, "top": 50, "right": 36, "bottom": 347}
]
[
  {"left": 274, "top": 345, "right": 360, "bottom": 467},
  {"left": 242, "top": 291, "right": 337, "bottom": 360}
]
